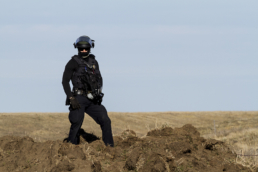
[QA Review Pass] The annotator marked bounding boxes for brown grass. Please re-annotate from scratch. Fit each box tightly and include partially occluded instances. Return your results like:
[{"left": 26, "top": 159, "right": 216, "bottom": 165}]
[{"left": 1, "top": 111, "right": 258, "bottom": 169}]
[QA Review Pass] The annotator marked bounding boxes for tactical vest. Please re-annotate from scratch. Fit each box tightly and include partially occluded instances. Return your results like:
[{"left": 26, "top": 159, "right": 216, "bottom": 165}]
[{"left": 71, "top": 55, "right": 103, "bottom": 93}]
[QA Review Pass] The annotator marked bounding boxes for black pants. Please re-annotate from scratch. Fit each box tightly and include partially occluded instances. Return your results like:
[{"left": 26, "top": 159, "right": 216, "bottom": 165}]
[{"left": 68, "top": 95, "right": 114, "bottom": 146}]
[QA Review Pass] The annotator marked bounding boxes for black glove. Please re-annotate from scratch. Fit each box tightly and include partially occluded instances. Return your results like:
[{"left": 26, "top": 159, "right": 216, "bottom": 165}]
[
  {"left": 96, "top": 96, "right": 103, "bottom": 105},
  {"left": 70, "top": 97, "right": 81, "bottom": 109},
  {"left": 94, "top": 93, "right": 104, "bottom": 105}
]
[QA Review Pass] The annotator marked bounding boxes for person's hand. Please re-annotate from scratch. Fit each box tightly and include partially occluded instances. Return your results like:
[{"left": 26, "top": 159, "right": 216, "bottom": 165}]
[
  {"left": 96, "top": 93, "right": 104, "bottom": 105},
  {"left": 98, "top": 97, "right": 103, "bottom": 105},
  {"left": 70, "top": 97, "right": 81, "bottom": 109}
]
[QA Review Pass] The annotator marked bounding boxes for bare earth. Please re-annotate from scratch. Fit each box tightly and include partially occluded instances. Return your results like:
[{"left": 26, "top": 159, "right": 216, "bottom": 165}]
[{"left": 0, "top": 111, "right": 257, "bottom": 171}]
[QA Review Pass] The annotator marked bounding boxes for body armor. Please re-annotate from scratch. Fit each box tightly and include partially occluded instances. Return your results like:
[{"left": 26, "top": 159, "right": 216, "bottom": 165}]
[{"left": 71, "top": 55, "right": 103, "bottom": 95}]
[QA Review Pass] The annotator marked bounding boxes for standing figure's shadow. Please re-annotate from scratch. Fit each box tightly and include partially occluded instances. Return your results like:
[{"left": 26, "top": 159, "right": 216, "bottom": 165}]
[
  {"left": 63, "top": 128, "right": 100, "bottom": 144},
  {"left": 78, "top": 128, "right": 100, "bottom": 143}
]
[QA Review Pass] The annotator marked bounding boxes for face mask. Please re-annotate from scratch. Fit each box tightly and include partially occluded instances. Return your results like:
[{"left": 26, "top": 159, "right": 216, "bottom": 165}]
[
  {"left": 78, "top": 48, "right": 90, "bottom": 57},
  {"left": 79, "top": 51, "right": 90, "bottom": 56}
]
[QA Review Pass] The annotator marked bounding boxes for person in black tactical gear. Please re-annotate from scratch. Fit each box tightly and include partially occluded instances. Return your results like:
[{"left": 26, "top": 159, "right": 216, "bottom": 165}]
[{"left": 62, "top": 35, "right": 114, "bottom": 147}]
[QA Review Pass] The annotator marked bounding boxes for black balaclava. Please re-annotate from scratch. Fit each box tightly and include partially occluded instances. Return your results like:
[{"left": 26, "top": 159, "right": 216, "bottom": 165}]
[{"left": 78, "top": 48, "right": 91, "bottom": 58}]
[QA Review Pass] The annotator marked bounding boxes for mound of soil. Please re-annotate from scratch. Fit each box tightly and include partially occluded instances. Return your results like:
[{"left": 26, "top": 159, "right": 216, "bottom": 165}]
[{"left": 0, "top": 124, "right": 252, "bottom": 172}]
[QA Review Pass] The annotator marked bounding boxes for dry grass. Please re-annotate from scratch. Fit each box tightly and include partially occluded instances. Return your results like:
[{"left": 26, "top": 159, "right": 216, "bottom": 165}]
[{"left": 0, "top": 111, "right": 258, "bottom": 169}]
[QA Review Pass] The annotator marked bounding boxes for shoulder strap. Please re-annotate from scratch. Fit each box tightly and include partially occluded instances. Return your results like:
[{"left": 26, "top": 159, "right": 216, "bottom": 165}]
[
  {"left": 72, "top": 55, "right": 93, "bottom": 69},
  {"left": 89, "top": 54, "right": 95, "bottom": 59},
  {"left": 72, "top": 55, "right": 84, "bottom": 65}
]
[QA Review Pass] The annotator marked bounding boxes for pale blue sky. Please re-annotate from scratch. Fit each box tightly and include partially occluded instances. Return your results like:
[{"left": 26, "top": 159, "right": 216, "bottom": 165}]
[{"left": 0, "top": 0, "right": 257, "bottom": 112}]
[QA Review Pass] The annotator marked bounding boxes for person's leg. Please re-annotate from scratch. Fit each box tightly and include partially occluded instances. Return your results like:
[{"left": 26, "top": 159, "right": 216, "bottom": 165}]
[
  {"left": 85, "top": 103, "right": 114, "bottom": 147},
  {"left": 68, "top": 95, "right": 89, "bottom": 144}
]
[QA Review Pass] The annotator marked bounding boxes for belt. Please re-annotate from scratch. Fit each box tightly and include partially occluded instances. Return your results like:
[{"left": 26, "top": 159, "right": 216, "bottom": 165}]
[{"left": 73, "top": 89, "right": 88, "bottom": 96}]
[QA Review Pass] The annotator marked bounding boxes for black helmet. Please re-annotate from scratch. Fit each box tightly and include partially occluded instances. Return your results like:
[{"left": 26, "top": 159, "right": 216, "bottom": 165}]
[{"left": 73, "top": 35, "right": 95, "bottom": 49}]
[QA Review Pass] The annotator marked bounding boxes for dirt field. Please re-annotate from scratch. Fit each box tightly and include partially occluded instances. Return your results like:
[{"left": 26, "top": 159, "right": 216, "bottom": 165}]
[{"left": 0, "top": 111, "right": 257, "bottom": 171}]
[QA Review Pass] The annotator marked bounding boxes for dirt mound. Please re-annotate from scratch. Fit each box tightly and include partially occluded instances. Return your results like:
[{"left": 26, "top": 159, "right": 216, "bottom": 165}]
[{"left": 0, "top": 124, "right": 252, "bottom": 172}]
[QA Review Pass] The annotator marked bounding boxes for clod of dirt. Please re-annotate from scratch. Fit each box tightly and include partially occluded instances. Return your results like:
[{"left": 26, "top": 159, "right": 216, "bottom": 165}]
[
  {"left": 104, "top": 146, "right": 123, "bottom": 160},
  {"left": 0, "top": 124, "right": 252, "bottom": 172},
  {"left": 205, "top": 139, "right": 223, "bottom": 150},
  {"left": 89, "top": 139, "right": 106, "bottom": 152},
  {"left": 103, "top": 164, "right": 120, "bottom": 172},
  {"left": 91, "top": 160, "right": 102, "bottom": 172},
  {"left": 3, "top": 136, "right": 34, "bottom": 152},
  {"left": 50, "top": 160, "right": 75, "bottom": 172},
  {"left": 121, "top": 129, "right": 137, "bottom": 139},
  {"left": 140, "top": 152, "right": 167, "bottom": 172},
  {"left": 167, "top": 141, "right": 193, "bottom": 155},
  {"left": 222, "top": 163, "right": 252, "bottom": 172},
  {"left": 58, "top": 143, "right": 86, "bottom": 160},
  {"left": 115, "top": 135, "right": 141, "bottom": 149},
  {"left": 124, "top": 147, "right": 142, "bottom": 170},
  {"left": 147, "top": 127, "right": 174, "bottom": 137},
  {"left": 181, "top": 124, "right": 201, "bottom": 137}
]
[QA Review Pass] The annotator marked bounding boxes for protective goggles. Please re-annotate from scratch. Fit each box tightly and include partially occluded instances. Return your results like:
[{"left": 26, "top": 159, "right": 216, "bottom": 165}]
[{"left": 78, "top": 47, "right": 90, "bottom": 51}]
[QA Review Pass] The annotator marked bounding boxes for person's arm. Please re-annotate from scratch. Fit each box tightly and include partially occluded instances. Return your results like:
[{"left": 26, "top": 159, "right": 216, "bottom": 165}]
[
  {"left": 62, "top": 58, "right": 78, "bottom": 98},
  {"left": 95, "top": 60, "right": 103, "bottom": 89}
]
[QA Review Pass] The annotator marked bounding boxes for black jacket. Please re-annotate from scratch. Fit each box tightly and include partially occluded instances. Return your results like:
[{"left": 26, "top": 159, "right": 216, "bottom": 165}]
[{"left": 62, "top": 54, "right": 102, "bottom": 105}]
